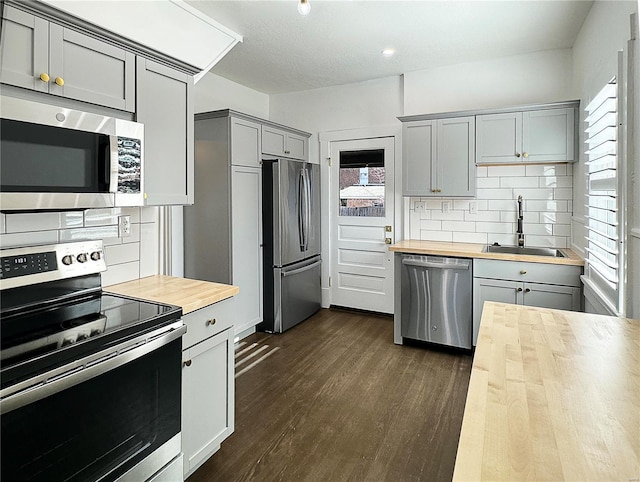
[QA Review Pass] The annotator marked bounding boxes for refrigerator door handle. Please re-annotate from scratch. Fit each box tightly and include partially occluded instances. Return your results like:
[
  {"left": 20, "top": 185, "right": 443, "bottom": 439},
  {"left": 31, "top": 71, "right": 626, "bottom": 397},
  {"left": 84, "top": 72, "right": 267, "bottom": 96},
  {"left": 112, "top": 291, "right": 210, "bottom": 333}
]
[
  {"left": 281, "top": 258, "right": 321, "bottom": 278},
  {"left": 303, "top": 168, "right": 311, "bottom": 252},
  {"left": 298, "top": 169, "right": 305, "bottom": 251}
]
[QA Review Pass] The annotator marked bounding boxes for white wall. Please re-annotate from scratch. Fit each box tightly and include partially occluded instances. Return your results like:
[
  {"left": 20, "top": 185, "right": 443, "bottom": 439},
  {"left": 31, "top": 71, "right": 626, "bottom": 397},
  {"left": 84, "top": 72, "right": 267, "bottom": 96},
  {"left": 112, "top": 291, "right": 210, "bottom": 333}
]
[
  {"left": 194, "top": 71, "right": 269, "bottom": 118},
  {"left": 403, "top": 49, "right": 574, "bottom": 115}
]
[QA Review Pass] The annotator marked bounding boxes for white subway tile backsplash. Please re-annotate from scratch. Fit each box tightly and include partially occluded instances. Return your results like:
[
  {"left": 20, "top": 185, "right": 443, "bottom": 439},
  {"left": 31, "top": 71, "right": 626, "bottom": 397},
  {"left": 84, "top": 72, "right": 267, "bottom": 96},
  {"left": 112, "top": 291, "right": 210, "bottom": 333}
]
[
  {"left": 140, "top": 223, "right": 160, "bottom": 277},
  {"left": 140, "top": 207, "right": 159, "bottom": 223},
  {"left": 466, "top": 211, "right": 501, "bottom": 222},
  {"left": 476, "top": 166, "right": 488, "bottom": 178},
  {"left": 101, "top": 261, "right": 140, "bottom": 286},
  {"left": 488, "top": 200, "right": 517, "bottom": 211},
  {"left": 420, "top": 230, "right": 453, "bottom": 242},
  {"left": 0, "top": 214, "right": 5, "bottom": 234},
  {"left": 539, "top": 176, "right": 573, "bottom": 188},
  {"left": 442, "top": 221, "right": 476, "bottom": 232},
  {"left": 553, "top": 224, "right": 572, "bottom": 237},
  {"left": 453, "top": 232, "right": 488, "bottom": 244},
  {"left": 525, "top": 235, "right": 568, "bottom": 248},
  {"left": 476, "top": 188, "right": 513, "bottom": 199},
  {"left": 487, "top": 165, "right": 526, "bottom": 177},
  {"left": 6, "top": 211, "right": 83, "bottom": 233},
  {"left": 525, "top": 164, "right": 567, "bottom": 177},
  {"left": 516, "top": 188, "right": 554, "bottom": 200},
  {"left": 554, "top": 188, "right": 573, "bottom": 200},
  {"left": 59, "top": 225, "right": 120, "bottom": 243},
  {"left": 430, "top": 210, "right": 465, "bottom": 221},
  {"left": 0, "top": 231, "right": 58, "bottom": 248},
  {"left": 453, "top": 200, "right": 470, "bottom": 211},
  {"left": 121, "top": 207, "right": 141, "bottom": 223},
  {"left": 489, "top": 234, "right": 518, "bottom": 246},
  {"left": 84, "top": 208, "right": 122, "bottom": 227},
  {"left": 424, "top": 200, "right": 443, "bottom": 210},
  {"left": 526, "top": 200, "right": 568, "bottom": 212},
  {"left": 105, "top": 243, "right": 140, "bottom": 266},
  {"left": 523, "top": 223, "right": 554, "bottom": 236},
  {"left": 540, "top": 212, "right": 572, "bottom": 224},
  {"left": 409, "top": 210, "right": 421, "bottom": 239},
  {"left": 476, "top": 178, "right": 500, "bottom": 189},
  {"left": 476, "top": 222, "right": 514, "bottom": 234},
  {"left": 420, "top": 220, "right": 442, "bottom": 230},
  {"left": 500, "top": 177, "right": 539, "bottom": 188}
]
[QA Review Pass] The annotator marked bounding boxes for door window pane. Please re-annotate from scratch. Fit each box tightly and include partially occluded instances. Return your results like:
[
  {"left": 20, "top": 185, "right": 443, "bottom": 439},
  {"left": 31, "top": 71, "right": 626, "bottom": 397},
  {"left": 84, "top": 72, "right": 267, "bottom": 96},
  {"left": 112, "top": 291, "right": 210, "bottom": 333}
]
[{"left": 339, "top": 149, "right": 384, "bottom": 217}]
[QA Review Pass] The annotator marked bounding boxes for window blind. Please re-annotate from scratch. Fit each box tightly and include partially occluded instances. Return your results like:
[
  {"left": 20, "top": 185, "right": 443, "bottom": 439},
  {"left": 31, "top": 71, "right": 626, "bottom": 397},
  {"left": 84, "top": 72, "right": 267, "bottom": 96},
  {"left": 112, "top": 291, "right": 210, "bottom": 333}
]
[{"left": 584, "top": 80, "right": 620, "bottom": 308}]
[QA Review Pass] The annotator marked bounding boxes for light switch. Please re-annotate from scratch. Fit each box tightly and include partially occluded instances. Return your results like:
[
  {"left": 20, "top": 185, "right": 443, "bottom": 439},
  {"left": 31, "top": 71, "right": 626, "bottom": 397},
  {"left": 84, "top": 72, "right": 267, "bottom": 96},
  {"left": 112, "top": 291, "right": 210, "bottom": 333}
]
[
  {"left": 442, "top": 201, "right": 451, "bottom": 214},
  {"left": 469, "top": 201, "right": 478, "bottom": 214}
]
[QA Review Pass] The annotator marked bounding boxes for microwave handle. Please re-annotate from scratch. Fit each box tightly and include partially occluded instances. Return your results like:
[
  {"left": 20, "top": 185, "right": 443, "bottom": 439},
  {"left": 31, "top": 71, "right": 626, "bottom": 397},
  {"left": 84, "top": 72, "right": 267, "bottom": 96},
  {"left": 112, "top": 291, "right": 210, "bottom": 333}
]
[{"left": 102, "top": 140, "right": 111, "bottom": 187}]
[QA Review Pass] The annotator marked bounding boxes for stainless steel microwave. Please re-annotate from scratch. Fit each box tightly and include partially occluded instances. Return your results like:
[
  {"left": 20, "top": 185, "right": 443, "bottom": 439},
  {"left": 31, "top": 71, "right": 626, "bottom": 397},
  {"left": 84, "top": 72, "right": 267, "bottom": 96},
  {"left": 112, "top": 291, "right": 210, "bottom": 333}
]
[{"left": 0, "top": 96, "right": 144, "bottom": 211}]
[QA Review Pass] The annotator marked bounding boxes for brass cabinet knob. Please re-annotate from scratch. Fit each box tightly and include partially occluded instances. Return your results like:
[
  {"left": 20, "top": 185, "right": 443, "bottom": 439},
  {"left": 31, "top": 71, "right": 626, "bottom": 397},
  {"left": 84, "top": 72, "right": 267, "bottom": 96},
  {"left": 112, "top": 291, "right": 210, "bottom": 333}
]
[
  {"left": 54, "top": 77, "right": 64, "bottom": 86},
  {"left": 206, "top": 318, "right": 216, "bottom": 326},
  {"left": 523, "top": 152, "right": 529, "bottom": 158},
  {"left": 520, "top": 270, "right": 527, "bottom": 275},
  {"left": 437, "top": 189, "right": 442, "bottom": 193},
  {"left": 184, "top": 359, "right": 192, "bottom": 367},
  {"left": 517, "top": 287, "right": 523, "bottom": 292},
  {"left": 39, "top": 73, "right": 50, "bottom": 82},
  {"left": 525, "top": 288, "right": 531, "bottom": 293},
  {"left": 284, "top": 150, "right": 291, "bottom": 154},
  {"left": 431, "top": 189, "right": 437, "bottom": 193},
  {"left": 515, "top": 153, "right": 521, "bottom": 158}
]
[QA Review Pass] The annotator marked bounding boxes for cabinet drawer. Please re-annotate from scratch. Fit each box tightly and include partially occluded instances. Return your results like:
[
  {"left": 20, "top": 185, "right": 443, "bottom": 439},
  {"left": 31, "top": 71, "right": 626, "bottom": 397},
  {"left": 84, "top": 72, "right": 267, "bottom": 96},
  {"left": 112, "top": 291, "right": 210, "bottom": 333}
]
[
  {"left": 473, "top": 259, "right": 581, "bottom": 286},
  {"left": 183, "top": 296, "right": 236, "bottom": 349}
]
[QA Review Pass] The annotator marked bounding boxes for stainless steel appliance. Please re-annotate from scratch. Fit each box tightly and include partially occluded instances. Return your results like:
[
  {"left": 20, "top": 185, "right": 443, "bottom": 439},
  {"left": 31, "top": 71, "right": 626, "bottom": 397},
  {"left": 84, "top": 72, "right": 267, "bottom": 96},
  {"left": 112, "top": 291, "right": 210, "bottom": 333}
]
[
  {"left": 0, "top": 95, "right": 144, "bottom": 210},
  {"left": 261, "top": 158, "right": 321, "bottom": 333},
  {"left": 400, "top": 254, "right": 472, "bottom": 349},
  {"left": 0, "top": 240, "right": 185, "bottom": 481}
]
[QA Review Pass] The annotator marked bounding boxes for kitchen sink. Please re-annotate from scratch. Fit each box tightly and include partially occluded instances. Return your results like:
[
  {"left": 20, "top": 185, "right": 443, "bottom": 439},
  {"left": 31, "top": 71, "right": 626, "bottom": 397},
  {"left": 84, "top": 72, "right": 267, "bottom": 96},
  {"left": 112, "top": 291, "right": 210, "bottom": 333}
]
[{"left": 483, "top": 245, "right": 567, "bottom": 258}]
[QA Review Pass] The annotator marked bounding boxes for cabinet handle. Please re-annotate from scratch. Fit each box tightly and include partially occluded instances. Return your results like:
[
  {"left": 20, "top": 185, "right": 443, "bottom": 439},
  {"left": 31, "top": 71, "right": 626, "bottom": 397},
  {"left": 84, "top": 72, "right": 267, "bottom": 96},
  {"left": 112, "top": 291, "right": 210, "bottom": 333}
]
[
  {"left": 206, "top": 318, "right": 216, "bottom": 327},
  {"left": 54, "top": 77, "right": 64, "bottom": 86},
  {"left": 525, "top": 288, "right": 531, "bottom": 293},
  {"left": 184, "top": 360, "right": 192, "bottom": 367},
  {"left": 39, "top": 73, "right": 50, "bottom": 82},
  {"left": 520, "top": 270, "right": 527, "bottom": 275},
  {"left": 523, "top": 152, "right": 529, "bottom": 159},
  {"left": 437, "top": 189, "right": 442, "bottom": 193},
  {"left": 517, "top": 287, "right": 523, "bottom": 292},
  {"left": 515, "top": 153, "right": 521, "bottom": 158}
]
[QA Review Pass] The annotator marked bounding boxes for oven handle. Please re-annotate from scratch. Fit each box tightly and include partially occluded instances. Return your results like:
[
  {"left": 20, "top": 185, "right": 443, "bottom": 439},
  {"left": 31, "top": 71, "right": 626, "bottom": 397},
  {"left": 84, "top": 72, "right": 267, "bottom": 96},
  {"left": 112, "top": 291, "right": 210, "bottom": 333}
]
[{"left": 0, "top": 321, "right": 186, "bottom": 415}]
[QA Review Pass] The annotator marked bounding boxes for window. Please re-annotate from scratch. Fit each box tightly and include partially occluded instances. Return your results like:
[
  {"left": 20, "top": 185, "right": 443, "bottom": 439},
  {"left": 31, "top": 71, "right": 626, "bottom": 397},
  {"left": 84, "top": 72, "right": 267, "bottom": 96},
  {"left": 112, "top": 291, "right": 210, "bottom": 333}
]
[
  {"left": 584, "top": 78, "right": 622, "bottom": 313},
  {"left": 338, "top": 149, "right": 385, "bottom": 217}
]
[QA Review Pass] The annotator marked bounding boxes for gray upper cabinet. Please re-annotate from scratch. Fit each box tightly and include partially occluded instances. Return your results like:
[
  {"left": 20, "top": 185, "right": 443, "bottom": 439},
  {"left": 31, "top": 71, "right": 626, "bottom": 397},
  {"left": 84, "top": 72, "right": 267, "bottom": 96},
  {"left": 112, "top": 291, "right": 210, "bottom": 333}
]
[
  {"left": 401, "top": 116, "right": 475, "bottom": 197},
  {"left": 230, "top": 117, "right": 262, "bottom": 168},
  {"left": 137, "top": 58, "right": 194, "bottom": 205},
  {"left": 262, "top": 125, "right": 308, "bottom": 160},
  {"left": 476, "top": 107, "right": 575, "bottom": 164},
  {"left": 0, "top": 5, "right": 135, "bottom": 111}
]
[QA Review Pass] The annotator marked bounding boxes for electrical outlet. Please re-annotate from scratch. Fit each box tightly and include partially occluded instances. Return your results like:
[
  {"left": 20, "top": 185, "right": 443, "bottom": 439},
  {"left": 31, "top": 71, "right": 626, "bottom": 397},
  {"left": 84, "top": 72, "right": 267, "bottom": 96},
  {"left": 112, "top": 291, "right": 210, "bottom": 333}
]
[
  {"left": 415, "top": 201, "right": 425, "bottom": 212},
  {"left": 118, "top": 215, "right": 131, "bottom": 237},
  {"left": 442, "top": 201, "right": 451, "bottom": 214},
  {"left": 469, "top": 201, "right": 478, "bottom": 214}
]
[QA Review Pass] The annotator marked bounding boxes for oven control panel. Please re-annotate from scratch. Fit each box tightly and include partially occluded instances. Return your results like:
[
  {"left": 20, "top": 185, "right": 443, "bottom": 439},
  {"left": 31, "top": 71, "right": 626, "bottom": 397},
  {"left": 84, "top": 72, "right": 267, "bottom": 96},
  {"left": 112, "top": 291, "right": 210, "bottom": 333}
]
[{"left": 0, "top": 240, "right": 107, "bottom": 290}]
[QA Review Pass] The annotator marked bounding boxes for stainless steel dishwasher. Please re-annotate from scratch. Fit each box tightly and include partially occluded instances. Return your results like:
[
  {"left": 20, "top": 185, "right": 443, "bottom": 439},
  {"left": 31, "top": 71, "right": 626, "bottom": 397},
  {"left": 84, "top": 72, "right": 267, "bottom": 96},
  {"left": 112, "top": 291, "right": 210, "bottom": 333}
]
[{"left": 400, "top": 254, "right": 472, "bottom": 349}]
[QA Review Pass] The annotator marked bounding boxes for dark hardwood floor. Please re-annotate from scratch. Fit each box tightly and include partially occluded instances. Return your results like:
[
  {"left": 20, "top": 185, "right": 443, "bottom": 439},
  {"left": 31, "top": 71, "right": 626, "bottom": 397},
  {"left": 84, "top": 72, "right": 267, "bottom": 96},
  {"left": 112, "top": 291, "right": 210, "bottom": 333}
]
[{"left": 187, "top": 308, "right": 472, "bottom": 482}]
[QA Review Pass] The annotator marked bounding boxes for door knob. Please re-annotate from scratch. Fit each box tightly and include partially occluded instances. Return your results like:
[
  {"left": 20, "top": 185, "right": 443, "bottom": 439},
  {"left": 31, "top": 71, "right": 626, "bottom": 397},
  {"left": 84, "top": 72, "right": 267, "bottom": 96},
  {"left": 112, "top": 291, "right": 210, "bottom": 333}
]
[
  {"left": 385, "top": 237, "right": 392, "bottom": 244},
  {"left": 385, "top": 225, "right": 392, "bottom": 232}
]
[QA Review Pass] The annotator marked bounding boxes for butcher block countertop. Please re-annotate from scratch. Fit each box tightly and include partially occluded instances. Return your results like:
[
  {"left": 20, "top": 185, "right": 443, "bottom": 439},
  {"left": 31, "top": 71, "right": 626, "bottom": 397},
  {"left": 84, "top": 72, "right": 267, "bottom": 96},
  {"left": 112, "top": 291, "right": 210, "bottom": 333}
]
[
  {"left": 453, "top": 302, "right": 639, "bottom": 481},
  {"left": 389, "top": 240, "right": 584, "bottom": 266},
  {"left": 105, "top": 275, "right": 239, "bottom": 315}
]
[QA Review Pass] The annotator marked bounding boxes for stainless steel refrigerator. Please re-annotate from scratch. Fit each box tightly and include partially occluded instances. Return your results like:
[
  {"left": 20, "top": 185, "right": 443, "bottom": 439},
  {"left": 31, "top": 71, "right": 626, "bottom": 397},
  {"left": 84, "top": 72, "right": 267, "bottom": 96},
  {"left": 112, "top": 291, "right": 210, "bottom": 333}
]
[{"left": 261, "top": 158, "right": 321, "bottom": 333}]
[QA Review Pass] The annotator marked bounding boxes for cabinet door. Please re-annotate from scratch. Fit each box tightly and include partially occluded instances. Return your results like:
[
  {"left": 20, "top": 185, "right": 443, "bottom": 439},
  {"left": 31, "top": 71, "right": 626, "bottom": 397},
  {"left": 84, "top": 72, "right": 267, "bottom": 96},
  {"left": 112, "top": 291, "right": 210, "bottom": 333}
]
[
  {"left": 231, "top": 166, "right": 263, "bottom": 332},
  {"left": 230, "top": 117, "right": 261, "bottom": 167},
  {"left": 523, "top": 283, "right": 581, "bottom": 311},
  {"left": 137, "top": 58, "right": 194, "bottom": 205},
  {"left": 0, "top": 6, "right": 49, "bottom": 92},
  {"left": 476, "top": 112, "right": 523, "bottom": 164},
  {"left": 402, "top": 120, "right": 436, "bottom": 196},
  {"left": 473, "top": 278, "right": 521, "bottom": 345},
  {"left": 49, "top": 25, "right": 135, "bottom": 111},
  {"left": 286, "top": 132, "right": 308, "bottom": 160},
  {"left": 262, "top": 125, "right": 287, "bottom": 157},
  {"left": 522, "top": 108, "right": 575, "bottom": 162},
  {"left": 436, "top": 116, "right": 475, "bottom": 197},
  {"left": 182, "top": 328, "right": 234, "bottom": 478}
]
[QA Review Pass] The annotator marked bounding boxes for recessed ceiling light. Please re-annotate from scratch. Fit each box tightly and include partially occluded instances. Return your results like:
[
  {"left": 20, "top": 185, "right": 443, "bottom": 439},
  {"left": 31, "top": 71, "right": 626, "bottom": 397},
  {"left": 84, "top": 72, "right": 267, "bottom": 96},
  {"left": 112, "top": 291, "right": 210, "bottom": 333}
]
[{"left": 381, "top": 48, "right": 396, "bottom": 57}]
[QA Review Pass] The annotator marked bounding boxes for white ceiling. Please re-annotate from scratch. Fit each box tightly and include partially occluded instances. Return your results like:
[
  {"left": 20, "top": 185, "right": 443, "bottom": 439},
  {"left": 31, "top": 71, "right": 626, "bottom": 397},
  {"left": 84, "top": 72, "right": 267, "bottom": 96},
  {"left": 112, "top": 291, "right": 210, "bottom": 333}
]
[{"left": 186, "top": 0, "right": 594, "bottom": 95}]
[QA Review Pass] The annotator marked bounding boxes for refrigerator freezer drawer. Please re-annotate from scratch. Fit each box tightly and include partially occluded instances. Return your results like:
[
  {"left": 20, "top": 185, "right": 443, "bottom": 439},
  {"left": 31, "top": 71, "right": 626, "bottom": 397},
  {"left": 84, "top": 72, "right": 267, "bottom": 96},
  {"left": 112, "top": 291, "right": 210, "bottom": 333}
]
[{"left": 268, "top": 257, "right": 321, "bottom": 333}]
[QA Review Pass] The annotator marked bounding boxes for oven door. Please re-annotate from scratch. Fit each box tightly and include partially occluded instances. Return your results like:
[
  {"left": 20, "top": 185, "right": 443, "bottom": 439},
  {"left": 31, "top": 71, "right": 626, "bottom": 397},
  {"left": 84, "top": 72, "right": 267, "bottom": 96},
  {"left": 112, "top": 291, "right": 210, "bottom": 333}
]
[{"left": 0, "top": 322, "right": 185, "bottom": 482}]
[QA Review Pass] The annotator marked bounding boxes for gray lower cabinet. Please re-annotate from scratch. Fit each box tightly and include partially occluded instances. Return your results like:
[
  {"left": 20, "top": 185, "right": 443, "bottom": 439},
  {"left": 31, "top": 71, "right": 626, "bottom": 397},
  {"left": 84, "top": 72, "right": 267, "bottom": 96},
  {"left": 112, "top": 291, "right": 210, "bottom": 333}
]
[
  {"left": 181, "top": 298, "right": 235, "bottom": 479},
  {"left": 0, "top": 4, "right": 135, "bottom": 111},
  {"left": 400, "top": 116, "right": 475, "bottom": 197},
  {"left": 136, "top": 57, "right": 194, "bottom": 205},
  {"left": 473, "top": 259, "right": 582, "bottom": 345}
]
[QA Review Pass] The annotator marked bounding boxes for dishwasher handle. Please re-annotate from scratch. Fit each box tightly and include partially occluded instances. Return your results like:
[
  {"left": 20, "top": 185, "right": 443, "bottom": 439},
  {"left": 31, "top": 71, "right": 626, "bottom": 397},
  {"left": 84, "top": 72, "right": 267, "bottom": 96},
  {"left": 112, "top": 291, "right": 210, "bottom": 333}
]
[{"left": 401, "top": 258, "right": 470, "bottom": 270}]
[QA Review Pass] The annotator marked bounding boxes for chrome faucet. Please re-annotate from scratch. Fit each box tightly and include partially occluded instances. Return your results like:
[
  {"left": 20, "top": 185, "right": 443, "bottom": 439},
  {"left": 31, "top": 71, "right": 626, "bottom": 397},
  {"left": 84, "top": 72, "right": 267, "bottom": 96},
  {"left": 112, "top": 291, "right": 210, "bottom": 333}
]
[{"left": 517, "top": 195, "right": 525, "bottom": 247}]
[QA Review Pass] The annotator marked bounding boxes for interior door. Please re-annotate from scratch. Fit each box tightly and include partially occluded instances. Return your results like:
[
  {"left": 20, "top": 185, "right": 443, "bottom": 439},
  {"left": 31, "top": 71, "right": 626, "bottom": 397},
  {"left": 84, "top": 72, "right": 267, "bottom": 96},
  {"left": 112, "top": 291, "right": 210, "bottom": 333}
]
[{"left": 330, "top": 137, "right": 395, "bottom": 313}]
